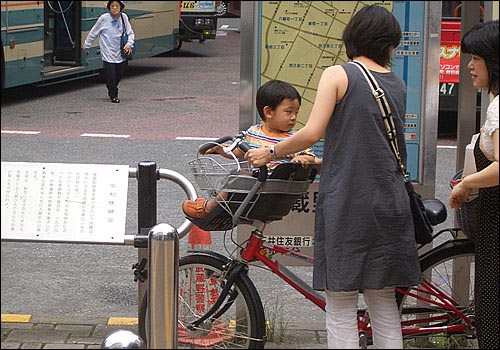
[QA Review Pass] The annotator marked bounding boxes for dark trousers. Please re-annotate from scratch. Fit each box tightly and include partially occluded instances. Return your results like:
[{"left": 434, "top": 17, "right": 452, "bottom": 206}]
[{"left": 103, "top": 61, "right": 128, "bottom": 99}]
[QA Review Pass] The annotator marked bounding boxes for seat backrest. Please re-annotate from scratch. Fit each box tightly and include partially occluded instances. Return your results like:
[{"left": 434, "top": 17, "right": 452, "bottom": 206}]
[{"left": 268, "top": 162, "right": 316, "bottom": 181}]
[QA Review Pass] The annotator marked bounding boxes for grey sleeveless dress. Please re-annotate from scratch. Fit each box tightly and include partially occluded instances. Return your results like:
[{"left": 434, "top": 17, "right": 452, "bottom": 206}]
[{"left": 312, "top": 62, "right": 421, "bottom": 292}]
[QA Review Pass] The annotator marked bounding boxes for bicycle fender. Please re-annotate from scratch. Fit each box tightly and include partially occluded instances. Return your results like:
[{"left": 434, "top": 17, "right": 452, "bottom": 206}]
[
  {"left": 184, "top": 249, "right": 232, "bottom": 264},
  {"left": 419, "top": 238, "right": 474, "bottom": 268}
]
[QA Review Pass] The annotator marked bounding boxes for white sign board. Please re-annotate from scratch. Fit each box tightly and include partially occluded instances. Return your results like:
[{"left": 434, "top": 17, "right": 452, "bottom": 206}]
[{"left": 1, "top": 162, "right": 129, "bottom": 244}]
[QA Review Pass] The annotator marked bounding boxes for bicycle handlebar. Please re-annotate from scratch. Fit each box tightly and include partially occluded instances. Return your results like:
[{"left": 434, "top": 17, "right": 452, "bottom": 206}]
[{"left": 198, "top": 133, "right": 268, "bottom": 183}]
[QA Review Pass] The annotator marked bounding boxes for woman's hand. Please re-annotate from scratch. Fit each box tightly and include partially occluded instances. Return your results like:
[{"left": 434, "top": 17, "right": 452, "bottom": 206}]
[
  {"left": 449, "top": 180, "right": 473, "bottom": 210},
  {"left": 245, "top": 147, "right": 272, "bottom": 167},
  {"left": 123, "top": 44, "right": 133, "bottom": 54}
]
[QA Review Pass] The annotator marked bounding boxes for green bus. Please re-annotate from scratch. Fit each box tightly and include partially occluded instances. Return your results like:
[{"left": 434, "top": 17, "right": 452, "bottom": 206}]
[{"left": 1, "top": 1, "right": 180, "bottom": 89}]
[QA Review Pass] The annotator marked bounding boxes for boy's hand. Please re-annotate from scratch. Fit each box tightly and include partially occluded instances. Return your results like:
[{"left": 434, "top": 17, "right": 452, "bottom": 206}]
[
  {"left": 291, "top": 155, "right": 313, "bottom": 168},
  {"left": 199, "top": 145, "right": 221, "bottom": 155}
]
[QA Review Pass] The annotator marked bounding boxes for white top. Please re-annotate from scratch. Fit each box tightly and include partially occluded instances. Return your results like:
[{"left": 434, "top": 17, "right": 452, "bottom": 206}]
[
  {"left": 84, "top": 12, "right": 134, "bottom": 64},
  {"left": 480, "top": 94, "right": 499, "bottom": 160}
]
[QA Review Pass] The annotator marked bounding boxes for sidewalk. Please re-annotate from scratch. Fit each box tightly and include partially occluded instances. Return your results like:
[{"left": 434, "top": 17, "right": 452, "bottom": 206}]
[{"left": 1, "top": 314, "right": 327, "bottom": 349}]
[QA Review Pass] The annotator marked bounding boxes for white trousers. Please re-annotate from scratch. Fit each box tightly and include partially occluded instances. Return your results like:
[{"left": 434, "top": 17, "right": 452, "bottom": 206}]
[{"left": 325, "top": 288, "right": 403, "bottom": 349}]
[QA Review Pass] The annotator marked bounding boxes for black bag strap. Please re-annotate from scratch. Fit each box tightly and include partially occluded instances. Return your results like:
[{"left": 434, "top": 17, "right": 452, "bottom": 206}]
[
  {"left": 350, "top": 60, "right": 410, "bottom": 182},
  {"left": 120, "top": 13, "right": 126, "bottom": 36}
]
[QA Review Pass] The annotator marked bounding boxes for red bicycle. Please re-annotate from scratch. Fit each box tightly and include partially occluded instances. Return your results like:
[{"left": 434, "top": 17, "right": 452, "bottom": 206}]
[{"left": 140, "top": 134, "right": 476, "bottom": 349}]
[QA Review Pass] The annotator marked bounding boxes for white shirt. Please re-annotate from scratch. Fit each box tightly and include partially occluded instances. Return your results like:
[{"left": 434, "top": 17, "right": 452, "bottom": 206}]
[
  {"left": 480, "top": 94, "right": 499, "bottom": 161},
  {"left": 84, "top": 12, "right": 134, "bottom": 64}
]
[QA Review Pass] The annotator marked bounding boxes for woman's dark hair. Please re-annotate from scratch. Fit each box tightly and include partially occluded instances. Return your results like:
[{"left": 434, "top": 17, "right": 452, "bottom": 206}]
[
  {"left": 461, "top": 20, "right": 499, "bottom": 95},
  {"left": 342, "top": 5, "right": 401, "bottom": 67},
  {"left": 256, "top": 80, "right": 301, "bottom": 121}
]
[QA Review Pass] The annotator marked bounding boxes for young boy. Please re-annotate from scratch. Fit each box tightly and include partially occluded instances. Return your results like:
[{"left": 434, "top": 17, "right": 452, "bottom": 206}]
[{"left": 182, "top": 79, "right": 315, "bottom": 219}]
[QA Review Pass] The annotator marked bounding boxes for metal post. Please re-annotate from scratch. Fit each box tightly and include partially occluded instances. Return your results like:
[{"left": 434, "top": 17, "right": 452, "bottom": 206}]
[
  {"left": 148, "top": 223, "right": 179, "bottom": 349},
  {"left": 137, "top": 162, "right": 158, "bottom": 336}
]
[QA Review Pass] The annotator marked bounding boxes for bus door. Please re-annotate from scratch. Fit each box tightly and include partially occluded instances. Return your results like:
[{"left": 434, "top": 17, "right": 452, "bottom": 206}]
[{"left": 45, "top": 1, "right": 81, "bottom": 66}]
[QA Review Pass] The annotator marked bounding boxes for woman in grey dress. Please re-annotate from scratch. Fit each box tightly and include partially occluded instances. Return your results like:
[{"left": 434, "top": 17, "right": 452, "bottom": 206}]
[{"left": 246, "top": 5, "right": 421, "bottom": 349}]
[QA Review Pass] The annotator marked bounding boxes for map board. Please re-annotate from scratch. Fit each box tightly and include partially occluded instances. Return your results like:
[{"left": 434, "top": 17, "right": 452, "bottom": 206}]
[
  {"left": 1, "top": 162, "right": 129, "bottom": 244},
  {"left": 254, "top": 1, "right": 437, "bottom": 182}
]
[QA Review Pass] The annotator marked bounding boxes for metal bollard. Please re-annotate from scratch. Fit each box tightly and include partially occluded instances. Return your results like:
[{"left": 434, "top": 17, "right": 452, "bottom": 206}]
[
  {"left": 101, "top": 329, "right": 145, "bottom": 349},
  {"left": 148, "top": 223, "right": 179, "bottom": 349}
]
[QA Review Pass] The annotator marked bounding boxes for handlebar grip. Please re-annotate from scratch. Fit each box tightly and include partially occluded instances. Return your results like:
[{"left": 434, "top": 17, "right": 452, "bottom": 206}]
[
  {"left": 198, "top": 135, "right": 234, "bottom": 154},
  {"left": 238, "top": 142, "right": 250, "bottom": 153}
]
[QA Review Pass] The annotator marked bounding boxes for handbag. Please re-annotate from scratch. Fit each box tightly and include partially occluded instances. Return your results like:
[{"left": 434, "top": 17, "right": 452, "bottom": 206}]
[
  {"left": 120, "top": 13, "right": 134, "bottom": 60},
  {"left": 351, "top": 60, "right": 433, "bottom": 245}
]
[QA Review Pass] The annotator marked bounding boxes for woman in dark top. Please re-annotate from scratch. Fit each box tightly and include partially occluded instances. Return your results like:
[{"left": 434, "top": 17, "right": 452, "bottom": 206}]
[
  {"left": 449, "top": 20, "right": 499, "bottom": 349},
  {"left": 246, "top": 5, "right": 421, "bottom": 349}
]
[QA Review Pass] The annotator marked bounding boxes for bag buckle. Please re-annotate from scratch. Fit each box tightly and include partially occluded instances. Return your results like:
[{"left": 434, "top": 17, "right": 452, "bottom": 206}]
[{"left": 373, "top": 88, "right": 385, "bottom": 99}]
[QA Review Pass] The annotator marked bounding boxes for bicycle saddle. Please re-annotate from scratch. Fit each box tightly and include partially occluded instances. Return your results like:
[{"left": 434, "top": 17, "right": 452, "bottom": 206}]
[{"left": 423, "top": 198, "right": 447, "bottom": 226}]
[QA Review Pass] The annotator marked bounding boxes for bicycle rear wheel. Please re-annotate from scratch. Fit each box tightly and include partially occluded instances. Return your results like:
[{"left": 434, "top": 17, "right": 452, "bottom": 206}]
[
  {"left": 139, "top": 253, "right": 266, "bottom": 349},
  {"left": 397, "top": 239, "right": 476, "bottom": 348}
]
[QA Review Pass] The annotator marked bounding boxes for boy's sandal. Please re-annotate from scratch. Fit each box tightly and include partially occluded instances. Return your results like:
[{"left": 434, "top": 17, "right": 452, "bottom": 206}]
[{"left": 182, "top": 198, "right": 209, "bottom": 219}]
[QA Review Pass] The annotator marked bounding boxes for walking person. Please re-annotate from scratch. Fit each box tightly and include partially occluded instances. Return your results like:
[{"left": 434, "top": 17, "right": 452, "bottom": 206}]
[
  {"left": 83, "top": 1, "right": 134, "bottom": 103},
  {"left": 245, "top": 5, "right": 421, "bottom": 348},
  {"left": 449, "top": 20, "right": 499, "bottom": 349}
]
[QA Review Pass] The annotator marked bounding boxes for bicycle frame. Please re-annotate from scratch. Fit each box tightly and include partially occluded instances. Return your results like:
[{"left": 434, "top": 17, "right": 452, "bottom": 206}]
[
  {"left": 179, "top": 138, "right": 475, "bottom": 347},
  {"left": 232, "top": 224, "right": 474, "bottom": 339}
]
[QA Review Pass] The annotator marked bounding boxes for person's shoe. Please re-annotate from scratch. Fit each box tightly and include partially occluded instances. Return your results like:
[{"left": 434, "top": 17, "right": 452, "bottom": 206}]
[
  {"left": 111, "top": 97, "right": 120, "bottom": 103},
  {"left": 182, "top": 197, "right": 209, "bottom": 219}
]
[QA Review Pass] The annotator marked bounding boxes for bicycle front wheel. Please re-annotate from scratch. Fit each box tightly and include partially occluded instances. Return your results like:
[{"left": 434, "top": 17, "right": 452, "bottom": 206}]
[
  {"left": 139, "top": 253, "right": 266, "bottom": 349},
  {"left": 397, "top": 239, "right": 476, "bottom": 348}
]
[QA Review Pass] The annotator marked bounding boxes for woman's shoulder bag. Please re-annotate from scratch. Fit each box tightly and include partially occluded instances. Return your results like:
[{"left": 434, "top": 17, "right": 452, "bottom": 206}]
[
  {"left": 120, "top": 13, "right": 134, "bottom": 60},
  {"left": 350, "top": 60, "right": 433, "bottom": 245}
]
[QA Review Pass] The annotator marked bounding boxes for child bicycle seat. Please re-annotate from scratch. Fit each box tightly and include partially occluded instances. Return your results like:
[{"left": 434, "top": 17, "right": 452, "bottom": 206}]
[{"left": 188, "top": 162, "right": 318, "bottom": 231}]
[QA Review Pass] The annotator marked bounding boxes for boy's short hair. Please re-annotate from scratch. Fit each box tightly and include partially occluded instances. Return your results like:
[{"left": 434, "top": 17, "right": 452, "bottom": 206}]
[
  {"left": 256, "top": 80, "right": 301, "bottom": 121},
  {"left": 342, "top": 5, "right": 401, "bottom": 67}
]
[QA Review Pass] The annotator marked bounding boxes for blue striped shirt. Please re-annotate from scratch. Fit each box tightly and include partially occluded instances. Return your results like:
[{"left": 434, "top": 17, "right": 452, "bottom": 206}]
[{"left": 244, "top": 124, "right": 314, "bottom": 172}]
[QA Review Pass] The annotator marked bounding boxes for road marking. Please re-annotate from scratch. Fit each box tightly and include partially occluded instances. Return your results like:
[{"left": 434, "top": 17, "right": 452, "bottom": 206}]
[
  {"left": 437, "top": 145, "right": 457, "bottom": 149},
  {"left": 1, "top": 130, "right": 40, "bottom": 135},
  {"left": 108, "top": 317, "right": 138, "bottom": 325},
  {"left": 176, "top": 137, "right": 217, "bottom": 141},
  {"left": 1, "top": 314, "right": 31, "bottom": 323},
  {"left": 80, "top": 133, "right": 130, "bottom": 138}
]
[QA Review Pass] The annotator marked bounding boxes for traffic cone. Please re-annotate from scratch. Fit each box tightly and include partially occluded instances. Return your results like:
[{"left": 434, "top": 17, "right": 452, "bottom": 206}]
[{"left": 188, "top": 225, "right": 212, "bottom": 250}]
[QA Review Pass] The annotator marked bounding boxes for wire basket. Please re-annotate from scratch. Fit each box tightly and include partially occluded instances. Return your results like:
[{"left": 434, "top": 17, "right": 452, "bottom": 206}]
[
  {"left": 457, "top": 196, "right": 479, "bottom": 243},
  {"left": 451, "top": 169, "right": 478, "bottom": 243},
  {"left": 189, "top": 156, "right": 251, "bottom": 198},
  {"left": 187, "top": 158, "right": 315, "bottom": 231}
]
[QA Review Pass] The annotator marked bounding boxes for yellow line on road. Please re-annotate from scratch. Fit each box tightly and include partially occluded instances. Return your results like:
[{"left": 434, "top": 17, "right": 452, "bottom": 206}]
[
  {"left": 108, "top": 317, "right": 138, "bottom": 325},
  {"left": 1, "top": 314, "right": 32, "bottom": 323}
]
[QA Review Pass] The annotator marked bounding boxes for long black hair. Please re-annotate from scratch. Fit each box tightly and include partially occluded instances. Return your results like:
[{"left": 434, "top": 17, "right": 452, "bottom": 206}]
[{"left": 461, "top": 20, "right": 499, "bottom": 95}]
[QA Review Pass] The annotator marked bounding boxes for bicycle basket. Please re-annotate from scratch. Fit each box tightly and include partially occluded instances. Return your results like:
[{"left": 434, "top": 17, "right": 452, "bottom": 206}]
[
  {"left": 189, "top": 156, "right": 251, "bottom": 198},
  {"left": 451, "top": 169, "right": 478, "bottom": 243},
  {"left": 188, "top": 162, "right": 315, "bottom": 231},
  {"left": 457, "top": 197, "right": 479, "bottom": 243}
]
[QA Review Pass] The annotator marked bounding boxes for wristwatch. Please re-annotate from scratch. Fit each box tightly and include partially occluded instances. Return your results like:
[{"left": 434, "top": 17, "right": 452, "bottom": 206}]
[{"left": 269, "top": 145, "right": 276, "bottom": 159}]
